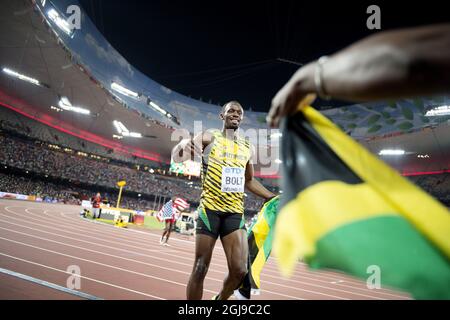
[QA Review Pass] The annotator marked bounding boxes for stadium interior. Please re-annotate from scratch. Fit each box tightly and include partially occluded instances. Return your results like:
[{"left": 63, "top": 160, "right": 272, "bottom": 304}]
[{"left": 0, "top": 0, "right": 448, "bottom": 301}]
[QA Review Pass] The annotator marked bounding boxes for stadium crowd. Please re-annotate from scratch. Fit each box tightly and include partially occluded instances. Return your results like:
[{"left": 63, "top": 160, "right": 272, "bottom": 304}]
[
  {"left": 0, "top": 107, "right": 161, "bottom": 168},
  {"left": 1, "top": 116, "right": 446, "bottom": 212},
  {"left": 0, "top": 132, "right": 267, "bottom": 211},
  {"left": 0, "top": 172, "right": 160, "bottom": 211},
  {"left": 408, "top": 174, "right": 450, "bottom": 207}
]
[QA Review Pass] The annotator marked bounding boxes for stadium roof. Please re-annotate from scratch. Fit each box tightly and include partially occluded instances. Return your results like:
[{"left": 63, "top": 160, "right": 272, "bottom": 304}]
[
  {"left": 79, "top": 0, "right": 450, "bottom": 112},
  {"left": 0, "top": 0, "right": 175, "bottom": 163},
  {"left": 0, "top": 0, "right": 448, "bottom": 175}
]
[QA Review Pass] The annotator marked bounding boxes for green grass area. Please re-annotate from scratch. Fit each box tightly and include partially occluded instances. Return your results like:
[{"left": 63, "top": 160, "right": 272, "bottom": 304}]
[
  {"left": 96, "top": 218, "right": 116, "bottom": 225},
  {"left": 83, "top": 214, "right": 165, "bottom": 230},
  {"left": 144, "top": 216, "right": 165, "bottom": 230}
]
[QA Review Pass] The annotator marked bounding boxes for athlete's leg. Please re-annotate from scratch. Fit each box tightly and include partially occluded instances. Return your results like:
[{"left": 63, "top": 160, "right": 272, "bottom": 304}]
[
  {"left": 186, "top": 234, "right": 217, "bottom": 299},
  {"left": 165, "top": 221, "right": 174, "bottom": 244},
  {"left": 217, "top": 229, "right": 248, "bottom": 300},
  {"left": 160, "top": 221, "right": 170, "bottom": 243}
]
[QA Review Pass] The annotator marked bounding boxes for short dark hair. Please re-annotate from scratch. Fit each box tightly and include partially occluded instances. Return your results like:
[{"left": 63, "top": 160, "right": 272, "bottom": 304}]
[{"left": 221, "top": 101, "right": 243, "bottom": 113}]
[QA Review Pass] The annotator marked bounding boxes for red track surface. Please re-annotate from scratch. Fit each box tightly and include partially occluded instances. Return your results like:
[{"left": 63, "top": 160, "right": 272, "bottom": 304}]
[{"left": 0, "top": 200, "right": 411, "bottom": 300}]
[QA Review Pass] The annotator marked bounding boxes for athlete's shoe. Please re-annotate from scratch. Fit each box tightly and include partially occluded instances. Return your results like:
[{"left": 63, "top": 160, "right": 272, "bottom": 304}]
[
  {"left": 159, "top": 237, "right": 165, "bottom": 245},
  {"left": 211, "top": 295, "right": 219, "bottom": 300},
  {"left": 233, "top": 289, "right": 249, "bottom": 300},
  {"left": 163, "top": 242, "right": 171, "bottom": 247}
]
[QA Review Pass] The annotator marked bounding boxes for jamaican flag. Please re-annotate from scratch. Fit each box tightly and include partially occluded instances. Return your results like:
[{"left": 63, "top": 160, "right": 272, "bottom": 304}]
[
  {"left": 237, "top": 196, "right": 280, "bottom": 299},
  {"left": 273, "top": 105, "right": 450, "bottom": 299}
]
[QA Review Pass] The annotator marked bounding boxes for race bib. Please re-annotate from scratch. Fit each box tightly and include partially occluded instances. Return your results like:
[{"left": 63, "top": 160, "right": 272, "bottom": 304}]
[{"left": 221, "top": 167, "right": 245, "bottom": 193}]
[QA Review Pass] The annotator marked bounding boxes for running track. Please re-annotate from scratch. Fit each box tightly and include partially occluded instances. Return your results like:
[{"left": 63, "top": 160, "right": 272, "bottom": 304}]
[{"left": 0, "top": 200, "right": 411, "bottom": 300}]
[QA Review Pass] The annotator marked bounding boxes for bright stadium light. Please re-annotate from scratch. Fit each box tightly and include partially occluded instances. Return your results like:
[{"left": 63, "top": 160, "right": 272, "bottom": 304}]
[
  {"left": 379, "top": 149, "right": 405, "bottom": 156},
  {"left": 113, "top": 121, "right": 141, "bottom": 138},
  {"left": 113, "top": 120, "right": 123, "bottom": 134},
  {"left": 50, "top": 105, "right": 63, "bottom": 112},
  {"left": 129, "top": 132, "right": 142, "bottom": 138},
  {"left": 122, "top": 131, "right": 142, "bottom": 138},
  {"left": 70, "top": 106, "right": 90, "bottom": 115},
  {"left": 111, "top": 82, "right": 139, "bottom": 99},
  {"left": 148, "top": 101, "right": 167, "bottom": 115},
  {"left": 117, "top": 121, "right": 129, "bottom": 134},
  {"left": 113, "top": 120, "right": 130, "bottom": 134},
  {"left": 274, "top": 159, "right": 283, "bottom": 164},
  {"left": 59, "top": 96, "right": 71, "bottom": 108},
  {"left": 58, "top": 97, "right": 90, "bottom": 115},
  {"left": 47, "top": 8, "right": 73, "bottom": 37},
  {"left": 2, "top": 67, "right": 41, "bottom": 86},
  {"left": 425, "top": 105, "right": 450, "bottom": 117}
]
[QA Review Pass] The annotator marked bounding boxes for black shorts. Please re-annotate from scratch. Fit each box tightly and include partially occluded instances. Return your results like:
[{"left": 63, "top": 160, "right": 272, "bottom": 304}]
[{"left": 196, "top": 207, "right": 246, "bottom": 239}]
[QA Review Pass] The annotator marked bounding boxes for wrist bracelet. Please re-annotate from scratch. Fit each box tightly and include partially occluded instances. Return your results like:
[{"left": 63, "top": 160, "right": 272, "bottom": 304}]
[{"left": 314, "top": 56, "right": 331, "bottom": 100}]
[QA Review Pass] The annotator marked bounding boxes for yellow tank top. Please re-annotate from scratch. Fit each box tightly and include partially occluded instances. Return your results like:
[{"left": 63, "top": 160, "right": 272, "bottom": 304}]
[{"left": 200, "top": 129, "right": 251, "bottom": 214}]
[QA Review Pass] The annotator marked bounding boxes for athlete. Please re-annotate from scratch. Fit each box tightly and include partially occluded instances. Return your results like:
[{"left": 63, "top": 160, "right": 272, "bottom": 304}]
[
  {"left": 91, "top": 193, "right": 102, "bottom": 219},
  {"left": 159, "top": 197, "right": 187, "bottom": 246},
  {"left": 172, "top": 101, "right": 276, "bottom": 300}
]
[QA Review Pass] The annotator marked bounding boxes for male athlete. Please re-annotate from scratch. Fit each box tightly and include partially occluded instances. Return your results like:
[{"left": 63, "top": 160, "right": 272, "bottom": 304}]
[{"left": 172, "top": 101, "right": 275, "bottom": 300}]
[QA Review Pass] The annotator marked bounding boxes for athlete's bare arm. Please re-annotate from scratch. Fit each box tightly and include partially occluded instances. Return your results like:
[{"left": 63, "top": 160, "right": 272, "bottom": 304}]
[
  {"left": 244, "top": 147, "right": 276, "bottom": 200},
  {"left": 172, "top": 130, "right": 214, "bottom": 163}
]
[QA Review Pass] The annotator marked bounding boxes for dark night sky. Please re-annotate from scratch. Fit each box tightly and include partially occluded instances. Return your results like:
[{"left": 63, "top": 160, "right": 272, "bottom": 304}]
[{"left": 79, "top": 0, "right": 449, "bottom": 112}]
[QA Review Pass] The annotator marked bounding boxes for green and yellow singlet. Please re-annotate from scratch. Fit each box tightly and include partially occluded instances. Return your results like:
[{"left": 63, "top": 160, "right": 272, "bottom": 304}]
[{"left": 200, "top": 129, "right": 251, "bottom": 214}]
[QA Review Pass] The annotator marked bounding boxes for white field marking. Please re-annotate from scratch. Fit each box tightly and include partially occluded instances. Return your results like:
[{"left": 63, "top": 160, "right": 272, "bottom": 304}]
[
  {"left": 0, "top": 225, "right": 306, "bottom": 300},
  {"left": 3, "top": 206, "right": 407, "bottom": 299},
  {"left": 2, "top": 205, "right": 409, "bottom": 299},
  {"left": 0, "top": 266, "right": 102, "bottom": 300},
  {"left": 1, "top": 210, "right": 383, "bottom": 299},
  {"left": 40, "top": 210, "right": 409, "bottom": 298},
  {"left": 0, "top": 252, "right": 164, "bottom": 299},
  {"left": 0, "top": 235, "right": 218, "bottom": 296}
]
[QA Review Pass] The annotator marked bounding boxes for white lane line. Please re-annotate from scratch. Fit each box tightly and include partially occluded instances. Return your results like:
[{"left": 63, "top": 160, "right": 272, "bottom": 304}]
[
  {"left": 58, "top": 211, "right": 410, "bottom": 298},
  {"left": 25, "top": 210, "right": 405, "bottom": 299},
  {"left": 0, "top": 227, "right": 304, "bottom": 300},
  {"left": 58, "top": 209, "right": 197, "bottom": 245},
  {"left": 0, "top": 235, "right": 214, "bottom": 296},
  {"left": 2, "top": 206, "right": 406, "bottom": 299},
  {"left": 0, "top": 212, "right": 356, "bottom": 299},
  {"left": 2, "top": 207, "right": 399, "bottom": 299},
  {"left": 0, "top": 266, "right": 103, "bottom": 300},
  {"left": 0, "top": 252, "right": 164, "bottom": 300}
]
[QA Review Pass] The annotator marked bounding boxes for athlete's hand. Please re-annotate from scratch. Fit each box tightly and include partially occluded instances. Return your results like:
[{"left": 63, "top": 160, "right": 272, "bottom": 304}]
[{"left": 267, "top": 63, "right": 317, "bottom": 128}]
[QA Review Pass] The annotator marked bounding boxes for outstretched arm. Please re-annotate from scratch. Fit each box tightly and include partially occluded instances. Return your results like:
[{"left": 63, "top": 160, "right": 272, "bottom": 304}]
[
  {"left": 171, "top": 130, "right": 213, "bottom": 163},
  {"left": 267, "top": 23, "right": 450, "bottom": 127}
]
